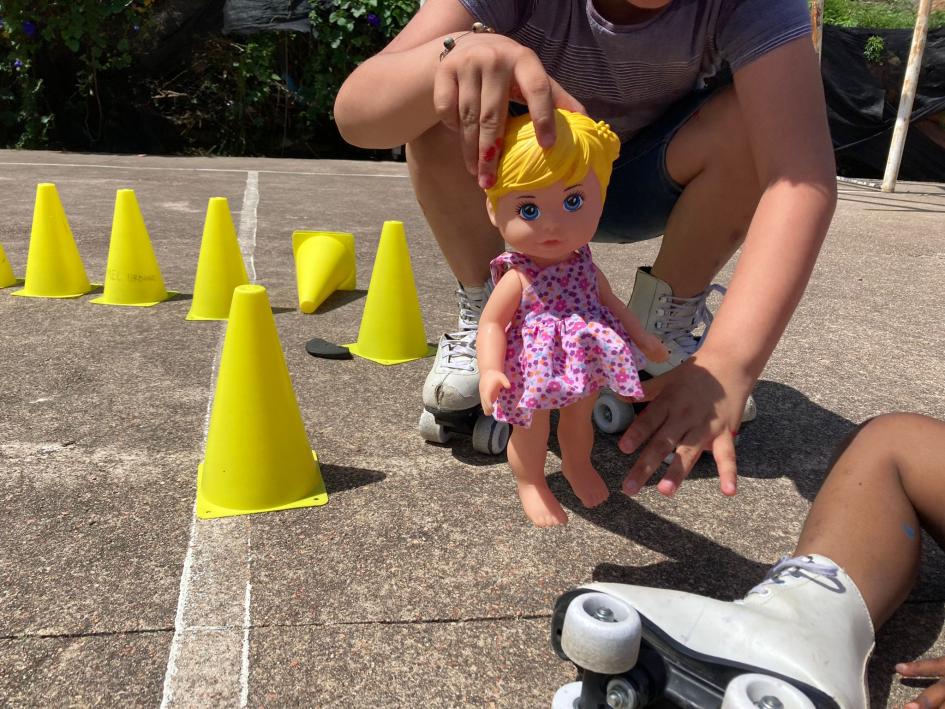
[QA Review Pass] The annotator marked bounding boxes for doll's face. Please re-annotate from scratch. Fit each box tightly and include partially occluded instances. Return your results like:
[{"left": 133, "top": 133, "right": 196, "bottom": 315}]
[{"left": 486, "top": 171, "right": 604, "bottom": 265}]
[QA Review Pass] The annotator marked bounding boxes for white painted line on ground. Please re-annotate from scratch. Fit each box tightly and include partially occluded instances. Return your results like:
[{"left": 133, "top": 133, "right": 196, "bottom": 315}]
[
  {"left": 238, "top": 171, "right": 259, "bottom": 283},
  {"left": 159, "top": 169, "right": 259, "bottom": 708},
  {"left": 0, "top": 160, "right": 408, "bottom": 179}
]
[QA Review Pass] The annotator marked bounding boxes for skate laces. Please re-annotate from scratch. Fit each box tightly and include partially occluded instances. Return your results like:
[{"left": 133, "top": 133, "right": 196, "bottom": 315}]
[
  {"left": 654, "top": 284, "right": 726, "bottom": 356},
  {"left": 440, "top": 283, "right": 491, "bottom": 373},
  {"left": 748, "top": 555, "right": 839, "bottom": 596}
]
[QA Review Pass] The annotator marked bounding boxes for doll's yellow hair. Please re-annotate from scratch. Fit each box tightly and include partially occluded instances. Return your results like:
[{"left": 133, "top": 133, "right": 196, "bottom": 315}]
[{"left": 486, "top": 110, "right": 620, "bottom": 209}]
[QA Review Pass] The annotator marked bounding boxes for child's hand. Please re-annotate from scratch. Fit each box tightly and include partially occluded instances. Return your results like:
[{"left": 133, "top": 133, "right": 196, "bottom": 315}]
[
  {"left": 618, "top": 348, "right": 752, "bottom": 498},
  {"left": 434, "top": 33, "right": 585, "bottom": 190},
  {"left": 897, "top": 656, "right": 945, "bottom": 708},
  {"left": 479, "top": 369, "right": 511, "bottom": 415}
]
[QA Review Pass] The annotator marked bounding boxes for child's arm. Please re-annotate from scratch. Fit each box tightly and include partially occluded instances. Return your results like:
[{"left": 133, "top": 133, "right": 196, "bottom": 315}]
[
  {"left": 620, "top": 37, "right": 837, "bottom": 499},
  {"left": 333, "top": 0, "right": 583, "bottom": 186},
  {"left": 476, "top": 270, "right": 522, "bottom": 415},
  {"left": 596, "top": 268, "right": 668, "bottom": 364}
]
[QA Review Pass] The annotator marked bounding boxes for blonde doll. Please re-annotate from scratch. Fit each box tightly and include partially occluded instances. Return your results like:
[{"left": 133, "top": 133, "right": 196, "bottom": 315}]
[{"left": 477, "top": 110, "right": 668, "bottom": 527}]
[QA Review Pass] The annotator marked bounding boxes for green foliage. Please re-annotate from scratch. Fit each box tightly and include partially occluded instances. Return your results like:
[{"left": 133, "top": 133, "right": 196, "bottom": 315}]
[
  {"left": 862, "top": 34, "right": 886, "bottom": 63},
  {"left": 823, "top": 0, "right": 945, "bottom": 29},
  {"left": 0, "top": 0, "right": 149, "bottom": 147}
]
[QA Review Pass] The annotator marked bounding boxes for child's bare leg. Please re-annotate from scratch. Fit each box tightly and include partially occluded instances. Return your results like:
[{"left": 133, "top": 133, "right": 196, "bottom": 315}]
[
  {"left": 558, "top": 395, "right": 609, "bottom": 508},
  {"left": 406, "top": 122, "right": 505, "bottom": 286},
  {"left": 794, "top": 413, "right": 945, "bottom": 628},
  {"left": 507, "top": 410, "right": 567, "bottom": 527}
]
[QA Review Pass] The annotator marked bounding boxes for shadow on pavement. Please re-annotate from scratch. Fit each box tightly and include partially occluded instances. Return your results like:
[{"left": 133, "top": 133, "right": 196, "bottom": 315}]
[{"left": 318, "top": 463, "right": 386, "bottom": 494}]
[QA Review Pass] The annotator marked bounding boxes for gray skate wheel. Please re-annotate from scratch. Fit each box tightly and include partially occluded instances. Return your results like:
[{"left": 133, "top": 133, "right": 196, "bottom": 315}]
[
  {"left": 471, "top": 414, "right": 510, "bottom": 455},
  {"left": 593, "top": 392, "right": 636, "bottom": 434},
  {"left": 418, "top": 410, "right": 450, "bottom": 444},
  {"left": 560, "top": 592, "right": 641, "bottom": 675},
  {"left": 551, "top": 681, "right": 583, "bottom": 709},
  {"left": 721, "top": 673, "right": 815, "bottom": 709}
]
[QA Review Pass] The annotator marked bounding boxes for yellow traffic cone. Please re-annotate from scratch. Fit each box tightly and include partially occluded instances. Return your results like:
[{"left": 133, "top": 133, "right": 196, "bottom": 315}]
[
  {"left": 186, "top": 197, "right": 249, "bottom": 320},
  {"left": 0, "top": 243, "right": 21, "bottom": 288},
  {"left": 12, "top": 183, "right": 93, "bottom": 299},
  {"left": 292, "top": 230, "right": 356, "bottom": 313},
  {"left": 197, "top": 284, "right": 328, "bottom": 519},
  {"left": 91, "top": 189, "right": 176, "bottom": 307},
  {"left": 346, "top": 221, "right": 435, "bottom": 365}
]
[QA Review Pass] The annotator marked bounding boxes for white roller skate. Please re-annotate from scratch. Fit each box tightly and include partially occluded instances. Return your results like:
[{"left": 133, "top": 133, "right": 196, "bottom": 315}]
[
  {"left": 418, "top": 281, "right": 510, "bottom": 455},
  {"left": 551, "top": 555, "right": 874, "bottom": 709},
  {"left": 592, "top": 268, "right": 758, "bottom": 436}
]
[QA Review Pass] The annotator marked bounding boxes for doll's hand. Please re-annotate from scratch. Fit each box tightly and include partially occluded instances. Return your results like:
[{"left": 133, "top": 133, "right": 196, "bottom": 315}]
[
  {"left": 636, "top": 331, "right": 669, "bottom": 364},
  {"left": 479, "top": 369, "right": 511, "bottom": 416},
  {"left": 433, "top": 32, "right": 585, "bottom": 190},
  {"left": 898, "top": 656, "right": 945, "bottom": 708},
  {"left": 618, "top": 348, "right": 752, "bottom": 498}
]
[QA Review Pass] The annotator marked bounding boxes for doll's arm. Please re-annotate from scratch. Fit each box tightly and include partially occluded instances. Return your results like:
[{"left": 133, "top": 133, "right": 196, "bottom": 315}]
[
  {"left": 476, "top": 270, "right": 522, "bottom": 414},
  {"left": 596, "top": 268, "right": 669, "bottom": 363}
]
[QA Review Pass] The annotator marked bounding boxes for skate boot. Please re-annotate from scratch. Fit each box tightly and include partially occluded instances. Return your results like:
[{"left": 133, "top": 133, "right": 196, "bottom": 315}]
[
  {"left": 552, "top": 554, "right": 874, "bottom": 709},
  {"left": 627, "top": 267, "right": 757, "bottom": 424},
  {"left": 418, "top": 281, "right": 510, "bottom": 455}
]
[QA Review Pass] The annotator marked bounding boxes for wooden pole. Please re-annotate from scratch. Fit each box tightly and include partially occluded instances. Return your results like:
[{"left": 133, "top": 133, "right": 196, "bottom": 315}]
[
  {"left": 882, "top": 0, "right": 932, "bottom": 192},
  {"left": 811, "top": 0, "right": 825, "bottom": 62}
]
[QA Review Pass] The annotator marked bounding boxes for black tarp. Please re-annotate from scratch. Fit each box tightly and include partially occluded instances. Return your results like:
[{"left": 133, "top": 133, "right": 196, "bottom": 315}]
[
  {"left": 222, "top": 0, "right": 313, "bottom": 35},
  {"left": 822, "top": 25, "right": 945, "bottom": 180}
]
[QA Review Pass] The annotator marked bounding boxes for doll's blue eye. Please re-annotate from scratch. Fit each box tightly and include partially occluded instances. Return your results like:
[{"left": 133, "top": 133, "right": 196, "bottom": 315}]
[
  {"left": 518, "top": 203, "right": 541, "bottom": 221},
  {"left": 563, "top": 193, "right": 584, "bottom": 212}
]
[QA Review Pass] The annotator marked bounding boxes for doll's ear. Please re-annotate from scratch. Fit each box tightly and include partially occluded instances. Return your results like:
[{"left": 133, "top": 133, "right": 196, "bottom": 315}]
[{"left": 485, "top": 196, "right": 498, "bottom": 227}]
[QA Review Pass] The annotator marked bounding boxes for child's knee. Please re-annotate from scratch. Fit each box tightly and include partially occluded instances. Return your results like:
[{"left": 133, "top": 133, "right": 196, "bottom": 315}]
[{"left": 406, "top": 122, "right": 463, "bottom": 168}]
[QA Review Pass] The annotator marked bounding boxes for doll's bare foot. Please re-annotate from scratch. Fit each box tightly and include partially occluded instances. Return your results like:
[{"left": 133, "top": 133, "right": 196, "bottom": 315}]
[
  {"left": 516, "top": 480, "right": 568, "bottom": 527},
  {"left": 562, "top": 463, "right": 610, "bottom": 509}
]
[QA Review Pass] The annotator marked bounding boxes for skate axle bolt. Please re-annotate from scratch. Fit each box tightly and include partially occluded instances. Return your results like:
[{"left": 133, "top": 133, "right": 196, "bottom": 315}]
[
  {"left": 756, "top": 697, "right": 784, "bottom": 709},
  {"left": 593, "top": 606, "right": 616, "bottom": 622},
  {"left": 605, "top": 679, "right": 638, "bottom": 709}
]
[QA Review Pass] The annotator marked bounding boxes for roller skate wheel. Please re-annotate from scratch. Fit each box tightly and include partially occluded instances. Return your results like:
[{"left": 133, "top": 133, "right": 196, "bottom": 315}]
[
  {"left": 721, "top": 673, "right": 815, "bottom": 709},
  {"left": 418, "top": 409, "right": 450, "bottom": 444},
  {"left": 560, "top": 592, "right": 641, "bottom": 675},
  {"left": 593, "top": 392, "right": 636, "bottom": 434},
  {"left": 552, "top": 681, "right": 583, "bottom": 709},
  {"left": 471, "top": 414, "right": 510, "bottom": 455}
]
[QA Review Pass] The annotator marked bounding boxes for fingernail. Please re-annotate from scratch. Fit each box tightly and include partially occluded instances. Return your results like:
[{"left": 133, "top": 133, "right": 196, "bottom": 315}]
[
  {"left": 622, "top": 480, "right": 639, "bottom": 496},
  {"left": 895, "top": 663, "right": 907, "bottom": 673},
  {"left": 661, "top": 481, "right": 677, "bottom": 496},
  {"left": 478, "top": 173, "right": 494, "bottom": 189},
  {"left": 619, "top": 436, "right": 636, "bottom": 454}
]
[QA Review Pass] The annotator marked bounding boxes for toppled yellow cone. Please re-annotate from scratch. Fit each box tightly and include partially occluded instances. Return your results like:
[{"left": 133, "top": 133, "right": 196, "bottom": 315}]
[{"left": 292, "top": 230, "right": 356, "bottom": 313}]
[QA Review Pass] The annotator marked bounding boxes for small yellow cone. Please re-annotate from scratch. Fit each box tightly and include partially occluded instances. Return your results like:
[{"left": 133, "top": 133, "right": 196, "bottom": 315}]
[
  {"left": 346, "top": 221, "right": 434, "bottom": 365},
  {"left": 91, "top": 189, "right": 176, "bottom": 307},
  {"left": 292, "top": 231, "right": 356, "bottom": 313},
  {"left": 0, "top": 243, "right": 21, "bottom": 289},
  {"left": 186, "top": 197, "right": 249, "bottom": 320},
  {"left": 12, "top": 183, "right": 92, "bottom": 299},
  {"left": 197, "top": 284, "right": 327, "bottom": 519}
]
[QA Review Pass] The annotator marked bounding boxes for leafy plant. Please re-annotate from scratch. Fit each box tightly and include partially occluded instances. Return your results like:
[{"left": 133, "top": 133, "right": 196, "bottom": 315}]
[{"left": 863, "top": 34, "right": 885, "bottom": 63}]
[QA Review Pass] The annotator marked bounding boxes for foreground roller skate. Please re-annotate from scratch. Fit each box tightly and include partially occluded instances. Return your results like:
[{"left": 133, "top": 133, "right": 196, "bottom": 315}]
[
  {"left": 551, "top": 555, "right": 874, "bottom": 709},
  {"left": 418, "top": 281, "right": 510, "bottom": 455},
  {"left": 592, "top": 268, "right": 758, "bottom": 435}
]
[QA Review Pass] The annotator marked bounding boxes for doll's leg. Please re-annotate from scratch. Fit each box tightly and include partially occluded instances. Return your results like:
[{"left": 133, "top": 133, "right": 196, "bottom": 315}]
[
  {"left": 793, "top": 413, "right": 945, "bottom": 628},
  {"left": 507, "top": 410, "right": 568, "bottom": 527},
  {"left": 557, "top": 396, "right": 610, "bottom": 508}
]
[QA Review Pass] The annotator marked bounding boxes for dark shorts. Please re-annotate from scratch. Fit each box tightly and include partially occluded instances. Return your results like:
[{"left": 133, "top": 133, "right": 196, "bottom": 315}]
[{"left": 594, "top": 89, "right": 720, "bottom": 243}]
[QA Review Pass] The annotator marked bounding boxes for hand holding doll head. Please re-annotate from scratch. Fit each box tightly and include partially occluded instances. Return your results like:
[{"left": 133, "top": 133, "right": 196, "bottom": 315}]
[{"left": 485, "top": 110, "right": 620, "bottom": 265}]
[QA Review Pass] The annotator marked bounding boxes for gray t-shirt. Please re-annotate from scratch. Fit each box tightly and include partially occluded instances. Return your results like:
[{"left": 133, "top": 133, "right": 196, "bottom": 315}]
[{"left": 457, "top": 0, "right": 811, "bottom": 140}]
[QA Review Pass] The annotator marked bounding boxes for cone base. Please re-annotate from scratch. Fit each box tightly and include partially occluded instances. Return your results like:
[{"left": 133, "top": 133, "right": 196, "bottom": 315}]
[
  {"left": 11, "top": 283, "right": 99, "bottom": 299},
  {"left": 1, "top": 278, "right": 24, "bottom": 290},
  {"left": 345, "top": 342, "right": 436, "bottom": 366},
  {"left": 196, "top": 451, "right": 328, "bottom": 520},
  {"left": 186, "top": 311, "right": 229, "bottom": 321},
  {"left": 91, "top": 290, "right": 178, "bottom": 307}
]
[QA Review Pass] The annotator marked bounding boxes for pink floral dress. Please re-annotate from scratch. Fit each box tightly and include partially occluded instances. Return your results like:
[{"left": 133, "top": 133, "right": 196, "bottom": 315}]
[{"left": 489, "top": 245, "right": 645, "bottom": 428}]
